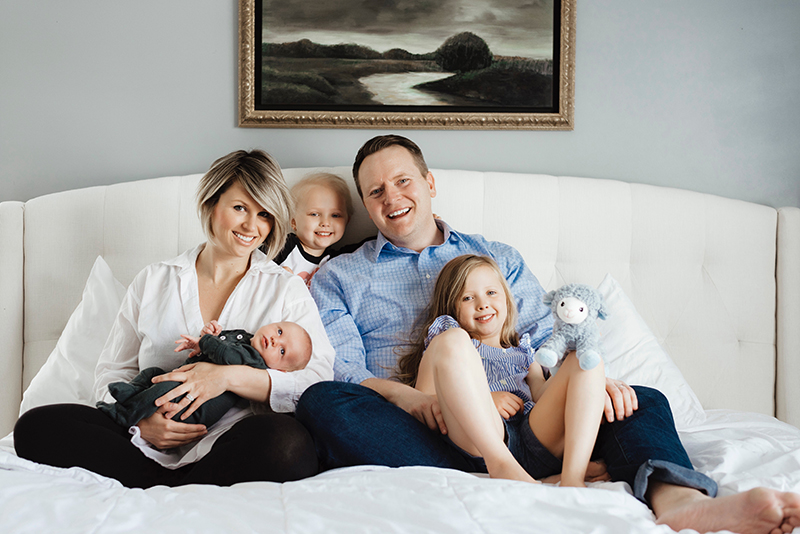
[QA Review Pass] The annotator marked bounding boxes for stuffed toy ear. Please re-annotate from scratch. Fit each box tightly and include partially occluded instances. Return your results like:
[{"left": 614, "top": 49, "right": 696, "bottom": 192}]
[
  {"left": 542, "top": 290, "right": 557, "bottom": 306},
  {"left": 596, "top": 301, "right": 609, "bottom": 321}
]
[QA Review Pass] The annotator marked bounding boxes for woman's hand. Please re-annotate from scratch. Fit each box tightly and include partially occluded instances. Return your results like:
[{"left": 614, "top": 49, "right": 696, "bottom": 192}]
[
  {"left": 491, "top": 391, "right": 524, "bottom": 419},
  {"left": 152, "top": 362, "right": 230, "bottom": 421},
  {"left": 136, "top": 407, "right": 207, "bottom": 450},
  {"left": 603, "top": 378, "right": 638, "bottom": 422}
]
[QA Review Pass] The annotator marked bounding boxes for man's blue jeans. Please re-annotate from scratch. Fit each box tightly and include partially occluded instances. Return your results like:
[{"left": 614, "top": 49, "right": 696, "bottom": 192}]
[{"left": 296, "top": 382, "right": 717, "bottom": 504}]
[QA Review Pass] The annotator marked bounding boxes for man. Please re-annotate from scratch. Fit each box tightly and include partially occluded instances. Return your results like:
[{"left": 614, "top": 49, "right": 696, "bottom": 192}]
[{"left": 297, "top": 134, "right": 800, "bottom": 534}]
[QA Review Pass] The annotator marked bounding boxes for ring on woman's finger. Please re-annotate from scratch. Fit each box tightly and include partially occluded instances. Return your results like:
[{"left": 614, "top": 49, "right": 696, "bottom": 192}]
[{"left": 186, "top": 393, "right": 195, "bottom": 402}]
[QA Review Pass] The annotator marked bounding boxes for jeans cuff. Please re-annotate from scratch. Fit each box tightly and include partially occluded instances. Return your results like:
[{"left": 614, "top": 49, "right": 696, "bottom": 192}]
[{"left": 633, "top": 459, "right": 718, "bottom": 504}]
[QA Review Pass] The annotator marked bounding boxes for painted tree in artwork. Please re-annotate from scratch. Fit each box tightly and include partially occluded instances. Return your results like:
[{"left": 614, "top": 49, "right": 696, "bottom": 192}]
[{"left": 435, "top": 32, "right": 493, "bottom": 73}]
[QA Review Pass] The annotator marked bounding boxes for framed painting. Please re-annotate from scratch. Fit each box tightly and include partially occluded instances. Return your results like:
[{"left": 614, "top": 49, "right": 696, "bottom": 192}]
[{"left": 238, "top": 0, "right": 575, "bottom": 130}]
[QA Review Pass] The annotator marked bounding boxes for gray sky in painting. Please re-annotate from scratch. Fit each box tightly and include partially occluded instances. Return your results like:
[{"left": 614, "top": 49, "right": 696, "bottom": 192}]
[{"left": 262, "top": 0, "right": 554, "bottom": 58}]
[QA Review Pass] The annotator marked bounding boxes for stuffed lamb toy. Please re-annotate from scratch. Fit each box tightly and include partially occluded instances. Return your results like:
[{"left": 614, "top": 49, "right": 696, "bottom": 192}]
[{"left": 535, "top": 283, "right": 609, "bottom": 371}]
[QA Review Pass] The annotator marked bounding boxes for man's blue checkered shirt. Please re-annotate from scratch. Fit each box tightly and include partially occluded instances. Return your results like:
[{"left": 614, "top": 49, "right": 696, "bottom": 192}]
[{"left": 310, "top": 220, "right": 554, "bottom": 384}]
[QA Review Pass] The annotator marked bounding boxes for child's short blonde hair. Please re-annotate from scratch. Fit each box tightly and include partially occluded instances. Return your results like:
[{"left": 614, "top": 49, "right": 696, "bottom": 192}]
[{"left": 290, "top": 173, "right": 354, "bottom": 222}]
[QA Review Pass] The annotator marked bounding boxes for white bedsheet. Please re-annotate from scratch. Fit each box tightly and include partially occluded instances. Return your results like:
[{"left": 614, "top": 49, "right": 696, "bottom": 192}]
[{"left": 1, "top": 410, "right": 799, "bottom": 534}]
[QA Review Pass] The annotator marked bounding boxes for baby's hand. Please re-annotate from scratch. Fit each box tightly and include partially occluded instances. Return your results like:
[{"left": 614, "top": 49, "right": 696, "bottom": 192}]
[
  {"left": 491, "top": 391, "right": 524, "bottom": 419},
  {"left": 201, "top": 320, "right": 222, "bottom": 337},
  {"left": 175, "top": 334, "right": 202, "bottom": 357}
]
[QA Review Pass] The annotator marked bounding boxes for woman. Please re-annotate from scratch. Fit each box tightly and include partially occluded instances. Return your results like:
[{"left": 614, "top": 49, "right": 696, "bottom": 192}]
[{"left": 14, "top": 150, "right": 335, "bottom": 488}]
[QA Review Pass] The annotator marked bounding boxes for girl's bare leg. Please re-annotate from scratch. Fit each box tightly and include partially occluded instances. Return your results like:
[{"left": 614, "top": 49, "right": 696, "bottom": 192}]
[
  {"left": 527, "top": 352, "right": 606, "bottom": 487},
  {"left": 417, "top": 328, "right": 536, "bottom": 483}
]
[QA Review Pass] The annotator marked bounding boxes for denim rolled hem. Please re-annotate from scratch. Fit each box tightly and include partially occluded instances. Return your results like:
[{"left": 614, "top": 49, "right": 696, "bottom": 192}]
[{"left": 633, "top": 459, "right": 718, "bottom": 503}]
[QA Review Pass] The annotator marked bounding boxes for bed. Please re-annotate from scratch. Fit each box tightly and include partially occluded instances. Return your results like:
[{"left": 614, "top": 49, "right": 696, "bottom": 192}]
[{"left": 1, "top": 167, "right": 799, "bottom": 533}]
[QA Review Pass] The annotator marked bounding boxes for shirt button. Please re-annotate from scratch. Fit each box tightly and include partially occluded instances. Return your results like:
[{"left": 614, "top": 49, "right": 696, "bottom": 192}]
[
  {"left": 426, "top": 274, "right": 431, "bottom": 279},
  {"left": 220, "top": 336, "right": 226, "bottom": 340},
  {"left": 236, "top": 334, "right": 243, "bottom": 340}
]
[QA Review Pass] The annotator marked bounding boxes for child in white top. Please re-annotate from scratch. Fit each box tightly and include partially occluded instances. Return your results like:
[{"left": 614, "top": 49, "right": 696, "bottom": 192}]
[
  {"left": 272, "top": 173, "right": 354, "bottom": 287},
  {"left": 396, "top": 254, "right": 607, "bottom": 487}
]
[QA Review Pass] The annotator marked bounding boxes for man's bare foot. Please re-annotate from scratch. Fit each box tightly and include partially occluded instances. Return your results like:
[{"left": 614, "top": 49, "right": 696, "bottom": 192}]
[{"left": 654, "top": 486, "right": 800, "bottom": 534}]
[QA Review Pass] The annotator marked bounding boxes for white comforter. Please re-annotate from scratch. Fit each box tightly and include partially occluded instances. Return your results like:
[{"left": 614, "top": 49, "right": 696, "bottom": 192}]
[{"left": 1, "top": 410, "right": 799, "bottom": 534}]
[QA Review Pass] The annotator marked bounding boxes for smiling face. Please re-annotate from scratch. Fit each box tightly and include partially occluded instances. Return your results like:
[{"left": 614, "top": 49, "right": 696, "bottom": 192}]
[
  {"left": 357, "top": 145, "right": 440, "bottom": 252},
  {"left": 292, "top": 184, "right": 348, "bottom": 257},
  {"left": 250, "top": 321, "right": 312, "bottom": 371},
  {"left": 209, "top": 181, "right": 273, "bottom": 260},
  {"left": 456, "top": 265, "right": 509, "bottom": 348}
]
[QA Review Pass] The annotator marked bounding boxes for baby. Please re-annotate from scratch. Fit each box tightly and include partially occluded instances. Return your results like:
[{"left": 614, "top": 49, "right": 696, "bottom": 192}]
[
  {"left": 96, "top": 320, "right": 312, "bottom": 429},
  {"left": 272, "top": 172, "right": 354, "bottom": 286}
]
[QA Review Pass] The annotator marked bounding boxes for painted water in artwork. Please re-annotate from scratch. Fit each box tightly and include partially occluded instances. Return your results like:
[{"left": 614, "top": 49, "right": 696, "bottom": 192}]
[{"left": 259, "top": 0, "right": 555, "bottom": 110}]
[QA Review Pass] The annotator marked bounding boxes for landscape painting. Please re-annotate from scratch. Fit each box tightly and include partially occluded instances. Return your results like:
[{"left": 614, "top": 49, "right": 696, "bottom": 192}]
[{"left": 238, "top": 0, "right": 575, "bottom": 129}]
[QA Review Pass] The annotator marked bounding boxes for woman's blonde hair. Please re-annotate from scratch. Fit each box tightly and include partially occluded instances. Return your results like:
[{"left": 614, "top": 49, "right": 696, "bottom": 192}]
[
  {"left": 196, "top": 149, "right": 293, "bottom": 261},
  {"left": 291, "top": 172, "right": 354, "bottom": 222},
  {"left": 395, "top": 255, "right": 519, "bottom": 386}
]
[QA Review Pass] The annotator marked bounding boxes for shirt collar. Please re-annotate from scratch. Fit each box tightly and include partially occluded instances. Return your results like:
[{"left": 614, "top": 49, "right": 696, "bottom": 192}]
[{"left": 371, "top": 219, "right": 460, "bottom": 262}]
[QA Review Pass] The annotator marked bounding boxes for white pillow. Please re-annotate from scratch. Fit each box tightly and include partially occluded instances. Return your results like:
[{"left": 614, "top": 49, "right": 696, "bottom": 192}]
[
  {"left": 19, "top": 256, "right": 126, "bottom": 415},
  {"left": 597, "top": 274, "right": 706, "bottom": 430}
]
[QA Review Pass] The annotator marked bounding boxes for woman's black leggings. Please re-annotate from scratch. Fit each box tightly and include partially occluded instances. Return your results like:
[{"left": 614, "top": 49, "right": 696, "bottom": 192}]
[{"left": 13, "top": 403, "right": 318, "bottom": 488}]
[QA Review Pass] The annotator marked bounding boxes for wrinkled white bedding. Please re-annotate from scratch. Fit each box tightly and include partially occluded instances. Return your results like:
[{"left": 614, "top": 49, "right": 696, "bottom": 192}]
[{"left": 1, "top": 410, "right": 799, "bottom": 534}]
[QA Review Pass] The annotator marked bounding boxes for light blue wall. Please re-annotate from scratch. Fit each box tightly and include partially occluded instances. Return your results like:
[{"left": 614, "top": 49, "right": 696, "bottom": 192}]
[{"left": 1, "top": 1, "right": 799, "bottom": 207}]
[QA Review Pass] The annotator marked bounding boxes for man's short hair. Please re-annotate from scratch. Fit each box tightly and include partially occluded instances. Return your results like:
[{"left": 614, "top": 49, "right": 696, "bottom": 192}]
[{"left": 352, "top": 135, "right": 429, "bottom": 199}]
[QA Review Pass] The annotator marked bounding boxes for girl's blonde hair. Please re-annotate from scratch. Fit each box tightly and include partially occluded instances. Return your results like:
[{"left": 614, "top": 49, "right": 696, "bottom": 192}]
[
  {"left": 395, "top": 254, "right": 519, "bottom": 386},
  {"left": 291, "top": 172, "right": 354, "bottom": 222},
  {"left": 196, "top": 149, "right": 293, "bottom": 261}
]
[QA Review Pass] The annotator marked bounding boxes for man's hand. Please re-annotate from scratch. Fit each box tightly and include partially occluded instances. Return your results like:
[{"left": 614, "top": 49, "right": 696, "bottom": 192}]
[
  {"left": 491, "top": 391, "right": 524, "bottom": 419},
  {"left": 603, "top": 378, "right": 638, "bottom": 422},
  {"left": 393, "top": 388, "right": 447, "bottom": 434},
  {"left": 362, "top": 378, "right": 447, "bottom": 434}
]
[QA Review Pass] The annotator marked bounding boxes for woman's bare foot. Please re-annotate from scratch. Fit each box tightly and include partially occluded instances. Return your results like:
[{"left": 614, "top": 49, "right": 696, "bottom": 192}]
[{"left": 654, "top": 486, "right": 800, "bottom": 534}]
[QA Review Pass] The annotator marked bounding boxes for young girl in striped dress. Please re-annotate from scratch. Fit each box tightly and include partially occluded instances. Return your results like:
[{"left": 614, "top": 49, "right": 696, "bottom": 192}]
[{"left": 396, "top": 254, "right": 607, "bottom": 487}]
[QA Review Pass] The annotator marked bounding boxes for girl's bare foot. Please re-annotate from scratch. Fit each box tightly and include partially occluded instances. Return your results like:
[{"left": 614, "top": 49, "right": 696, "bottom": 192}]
[{"left": 486, "top": 457, "right": 540, "bottom": 484}]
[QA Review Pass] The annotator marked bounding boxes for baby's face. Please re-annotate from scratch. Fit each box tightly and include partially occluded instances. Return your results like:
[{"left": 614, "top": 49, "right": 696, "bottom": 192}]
[
  {"left": 250, "top": 322, "right": 311, "bottom": 371},
  {"left": 292, "top": 184, "right": 348, "bottom": 256}
]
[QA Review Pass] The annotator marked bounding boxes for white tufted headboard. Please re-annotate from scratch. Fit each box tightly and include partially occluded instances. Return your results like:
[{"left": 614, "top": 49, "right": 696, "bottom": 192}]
[{"left": 1, "top": 167, "right": 799, "bottom": 436}]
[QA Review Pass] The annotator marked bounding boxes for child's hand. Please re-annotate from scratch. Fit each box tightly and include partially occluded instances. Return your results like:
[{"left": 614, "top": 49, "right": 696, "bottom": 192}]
[
  {"left": 491, "top": 391, "right": 524, "bottom": 419},
  {"left": 282, "top": 266, "right": 294, "bottom": 275},
  {"left": 201, "top": 320, "right": 222, "bottom": 337},
  {"left": 175, "top": 334, "right": 202, "bottom": 357}
]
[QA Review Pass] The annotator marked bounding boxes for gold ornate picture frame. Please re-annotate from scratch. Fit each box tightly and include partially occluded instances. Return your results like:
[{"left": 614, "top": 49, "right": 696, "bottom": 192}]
[{"left": 238, "top": 0, "right": 575, "bottom": 130}]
